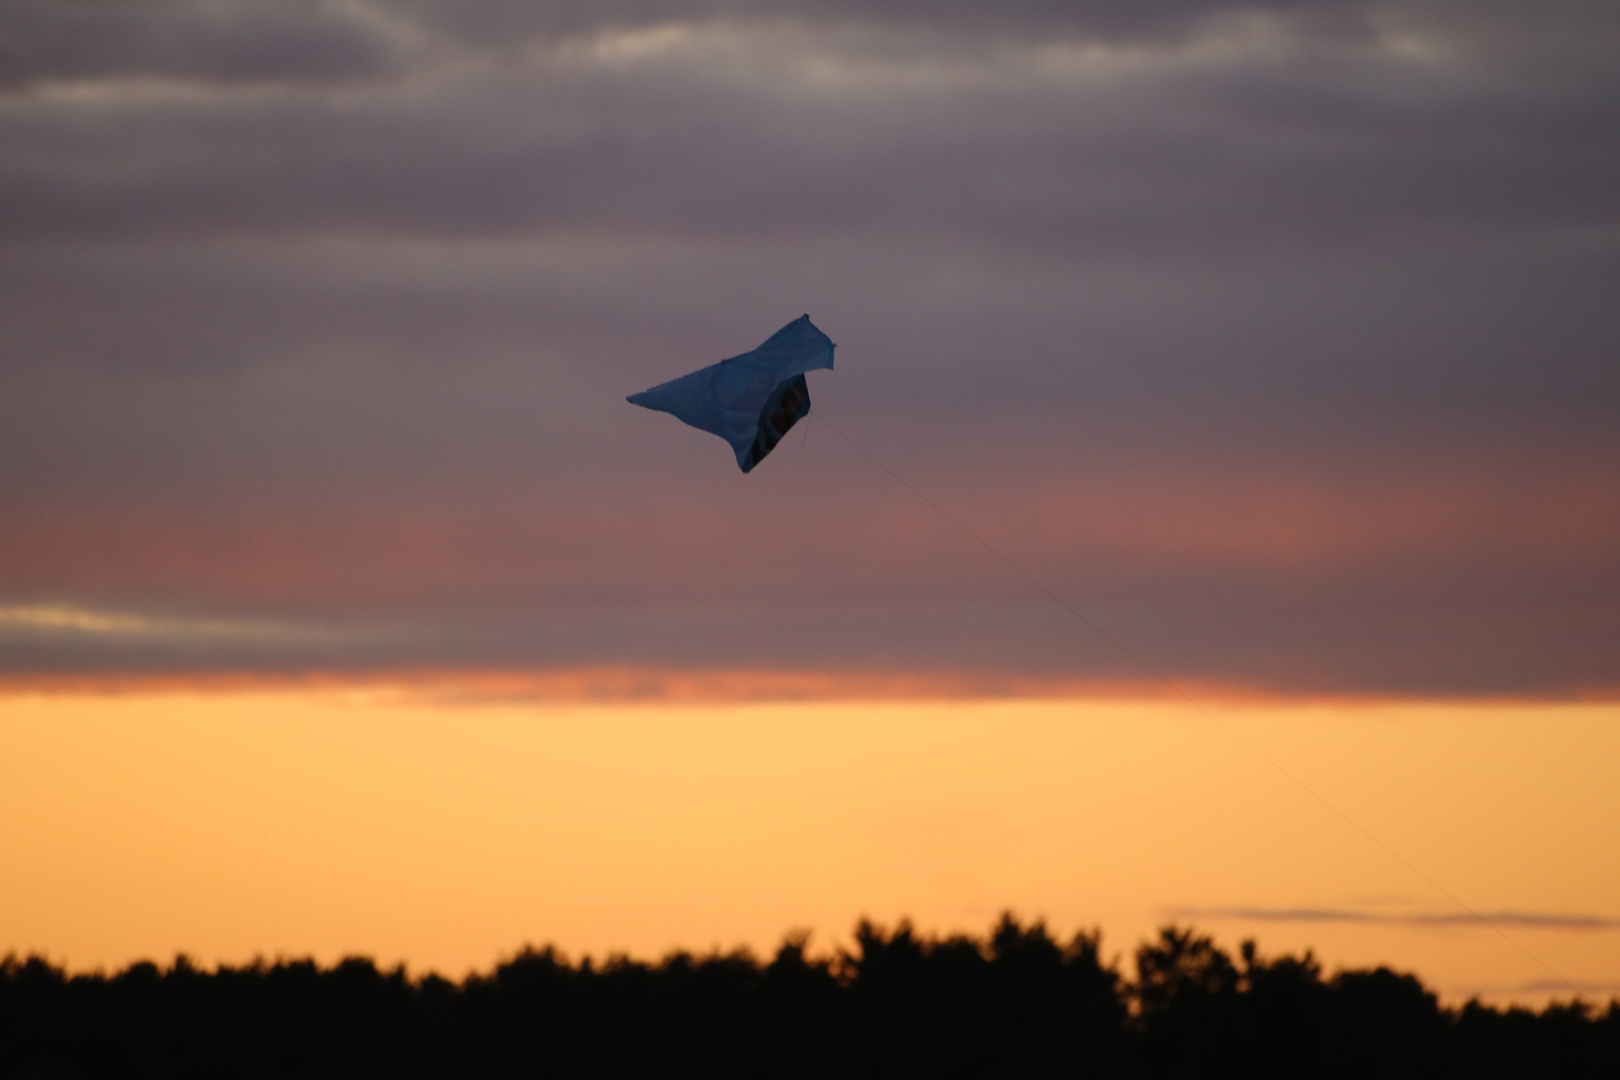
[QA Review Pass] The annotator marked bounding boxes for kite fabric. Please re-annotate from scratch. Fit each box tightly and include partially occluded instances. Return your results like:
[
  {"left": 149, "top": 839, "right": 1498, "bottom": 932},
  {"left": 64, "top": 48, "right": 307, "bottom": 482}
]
[{"left": 627, "top": 314, "right": 835, "bottom": 472}]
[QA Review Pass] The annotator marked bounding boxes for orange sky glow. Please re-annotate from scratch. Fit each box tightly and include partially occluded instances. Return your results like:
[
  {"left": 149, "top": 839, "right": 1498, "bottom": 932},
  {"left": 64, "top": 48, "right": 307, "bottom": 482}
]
[{"left": 5, "top": 684, "right": 1617, "bottom": 1009}]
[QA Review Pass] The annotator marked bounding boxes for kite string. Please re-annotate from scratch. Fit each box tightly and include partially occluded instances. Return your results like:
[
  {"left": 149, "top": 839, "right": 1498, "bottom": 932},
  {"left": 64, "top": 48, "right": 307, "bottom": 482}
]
[{"left": 809, "top": 410, "right": 1586, "bottom": 1004}]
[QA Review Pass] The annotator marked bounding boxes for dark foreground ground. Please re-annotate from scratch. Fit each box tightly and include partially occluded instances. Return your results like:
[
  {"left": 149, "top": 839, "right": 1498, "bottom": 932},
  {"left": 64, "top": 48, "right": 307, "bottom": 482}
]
[{"left": 4, "top": 918, "right": 1616, "bottom": 1078}]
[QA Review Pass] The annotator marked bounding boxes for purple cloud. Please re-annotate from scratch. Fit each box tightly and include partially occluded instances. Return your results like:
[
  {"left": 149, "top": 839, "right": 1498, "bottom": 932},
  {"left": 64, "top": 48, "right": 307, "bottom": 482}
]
[{"left": 1, "top": 1, "right": 1616, "bottom": 694}]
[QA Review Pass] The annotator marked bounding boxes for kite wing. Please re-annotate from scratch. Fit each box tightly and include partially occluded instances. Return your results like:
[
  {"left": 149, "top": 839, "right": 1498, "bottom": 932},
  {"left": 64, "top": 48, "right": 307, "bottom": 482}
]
[{"left": 627, "top": 314, "right": 835, "bottom": 472}]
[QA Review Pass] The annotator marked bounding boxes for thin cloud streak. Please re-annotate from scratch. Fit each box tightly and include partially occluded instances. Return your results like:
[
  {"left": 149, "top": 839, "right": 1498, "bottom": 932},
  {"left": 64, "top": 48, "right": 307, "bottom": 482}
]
[
  {"left": 1514, "top": 980, "right": 1620, "bottom": 994},
  {"left": 1169, "top": 907, "right": 1620, "bottom": 932},
  {"left": 0, "top": 604, "right": 381, "bottom": 646}
]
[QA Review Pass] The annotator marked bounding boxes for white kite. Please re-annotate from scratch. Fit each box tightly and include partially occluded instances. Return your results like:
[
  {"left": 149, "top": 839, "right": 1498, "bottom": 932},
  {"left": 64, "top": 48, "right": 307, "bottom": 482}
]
[{"left": 627, "top": 315, "right": 835, "bottom": 472}]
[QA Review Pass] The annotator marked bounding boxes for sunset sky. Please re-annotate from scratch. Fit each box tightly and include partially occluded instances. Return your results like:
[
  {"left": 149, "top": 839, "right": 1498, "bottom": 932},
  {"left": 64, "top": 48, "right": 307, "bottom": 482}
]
[{"left": 2, "top": 0, "right": 1618, "bottom": 1006}]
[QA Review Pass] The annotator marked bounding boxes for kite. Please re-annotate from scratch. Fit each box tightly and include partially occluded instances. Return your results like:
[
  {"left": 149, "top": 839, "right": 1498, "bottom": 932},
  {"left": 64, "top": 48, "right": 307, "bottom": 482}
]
[{"left": 627, "top": 315, "right": 835, "bottom": 472}]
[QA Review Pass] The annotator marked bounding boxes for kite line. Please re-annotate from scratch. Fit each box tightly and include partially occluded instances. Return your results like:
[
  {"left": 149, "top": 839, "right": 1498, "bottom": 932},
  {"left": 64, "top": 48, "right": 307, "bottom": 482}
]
[{"left": 809, "top": 409, "right": 1586, "bottom": 1003}]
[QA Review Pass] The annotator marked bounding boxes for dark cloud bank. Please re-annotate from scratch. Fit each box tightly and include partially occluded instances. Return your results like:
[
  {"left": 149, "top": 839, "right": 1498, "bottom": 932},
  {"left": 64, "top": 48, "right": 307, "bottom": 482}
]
[{"left": 2, "top": 0, "right": 1617, "bottom": 695}]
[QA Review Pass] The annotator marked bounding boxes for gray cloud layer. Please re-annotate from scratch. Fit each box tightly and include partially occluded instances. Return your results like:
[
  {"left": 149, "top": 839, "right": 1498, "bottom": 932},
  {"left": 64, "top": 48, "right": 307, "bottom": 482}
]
[{"left": 2, "top": 1, "right": 1616, "bottom": 692}]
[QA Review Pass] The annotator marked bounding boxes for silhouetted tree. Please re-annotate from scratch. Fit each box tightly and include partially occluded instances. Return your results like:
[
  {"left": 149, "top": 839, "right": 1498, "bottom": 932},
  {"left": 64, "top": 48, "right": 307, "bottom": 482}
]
[{"left": 3, "top": 920, "right": 1618, "bottom": 1078}]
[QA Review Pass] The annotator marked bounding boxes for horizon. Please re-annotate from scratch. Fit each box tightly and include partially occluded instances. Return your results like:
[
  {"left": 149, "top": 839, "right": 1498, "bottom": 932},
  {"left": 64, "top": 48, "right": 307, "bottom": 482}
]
[{"left": 6, "top": 689, "right": 1618, "bottom": 1008}]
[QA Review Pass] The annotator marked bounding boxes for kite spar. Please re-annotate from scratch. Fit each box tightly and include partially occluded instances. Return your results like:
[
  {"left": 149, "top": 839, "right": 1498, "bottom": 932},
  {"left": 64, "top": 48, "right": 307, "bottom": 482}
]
[{"left": 627, "top": 315, "right": 835, "bottom": 472}]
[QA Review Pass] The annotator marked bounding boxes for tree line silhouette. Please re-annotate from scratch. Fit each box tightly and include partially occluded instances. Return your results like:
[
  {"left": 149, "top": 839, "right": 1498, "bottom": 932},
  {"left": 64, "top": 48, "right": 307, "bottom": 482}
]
[{"left": 4, "top": 917, "right": 1616, "bottom": 1078}]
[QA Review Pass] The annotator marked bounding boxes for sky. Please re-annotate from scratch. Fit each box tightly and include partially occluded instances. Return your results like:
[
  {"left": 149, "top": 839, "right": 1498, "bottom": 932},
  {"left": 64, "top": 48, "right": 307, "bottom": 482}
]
[{"left": 2, "top": 0, "right": 1619, "bottom": 1005}]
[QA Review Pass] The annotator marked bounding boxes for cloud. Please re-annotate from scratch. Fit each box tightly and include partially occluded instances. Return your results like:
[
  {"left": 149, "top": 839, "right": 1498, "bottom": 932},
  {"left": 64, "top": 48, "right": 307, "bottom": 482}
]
[
  {"left": 1, "top": 1, "right": 1616, "bottom": 693},
  {"left": 0, "top": 603, "right": 361, "bottom": 644},
  {"left": 5, "top": 3, "right": 1616, "bottom": 249},
  {"left": 1513, "top": 979, "right": 1620, "bottom": 994},
  {"left": 0, "top": 0, "right": 410, "bottom": 91},
  {"left": 1167, "top": 906, "right": 1620, "bottom": 931}
]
